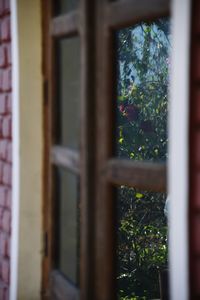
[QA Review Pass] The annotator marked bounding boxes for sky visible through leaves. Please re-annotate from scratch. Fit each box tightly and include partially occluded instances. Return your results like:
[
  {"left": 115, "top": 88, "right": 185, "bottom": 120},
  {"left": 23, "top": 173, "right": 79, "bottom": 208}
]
[{"left": 116, "top": 18, "right": 170, "bottom": 300}]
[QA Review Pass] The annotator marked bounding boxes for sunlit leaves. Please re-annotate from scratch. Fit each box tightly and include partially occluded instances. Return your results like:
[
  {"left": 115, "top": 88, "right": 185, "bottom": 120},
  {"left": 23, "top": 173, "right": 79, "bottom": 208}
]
[
  {"left": 135, "top": 193, "right": 143, "bottom": 199},
  {"left": 116, "top": 19, "right": 170, "bottom": 162},
  {"left": 116, "top": 18, "right": 170, "bottom": 300},
  {"left": 117, "top": 187, "right": 168, "bottom": 299}
]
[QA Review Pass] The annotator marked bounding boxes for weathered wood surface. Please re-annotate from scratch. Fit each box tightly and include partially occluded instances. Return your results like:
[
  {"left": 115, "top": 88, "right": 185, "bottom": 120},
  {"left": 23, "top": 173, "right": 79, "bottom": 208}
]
[
  {"left": 103, "top": 159, "right": 167, "bottom": 192},
  {"left": 105, "top": 0, "right": 170, "bottom": 29},
  {"left": 50, "top": 271, "right": 79, "bottom": 300},
  {"left": 51, "top": 146, "right": 80, "bottom": 174},
  {"left": 50, "top": 11, "right": 79, "bottom": 37}
]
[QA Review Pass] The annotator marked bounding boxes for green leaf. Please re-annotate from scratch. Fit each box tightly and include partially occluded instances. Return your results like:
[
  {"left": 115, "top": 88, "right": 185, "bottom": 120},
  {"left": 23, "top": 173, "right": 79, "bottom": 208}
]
[
  {"left": 118, "top": 95, "right": 126, "bottom": 102},
  {"left": 135, "top": 193, "right": 144, "bottom": 199}
]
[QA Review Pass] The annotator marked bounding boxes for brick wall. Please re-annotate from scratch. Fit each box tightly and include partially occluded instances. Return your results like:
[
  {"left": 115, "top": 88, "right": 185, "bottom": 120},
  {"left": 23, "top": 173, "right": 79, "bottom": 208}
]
[
  {"left": 0, "top": 0, "right": 11, "bottom": 299},
  {"left": 189, "top": 0, "right": 200, "bottom": 298}
]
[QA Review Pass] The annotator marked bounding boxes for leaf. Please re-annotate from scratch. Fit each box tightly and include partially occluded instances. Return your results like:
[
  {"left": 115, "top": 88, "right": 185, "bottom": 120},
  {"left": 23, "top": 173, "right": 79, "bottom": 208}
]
[
  {"left": 118, "top": 95, "right": 126, "bottom": 102},
  {"left": 135, "top": 193, "right": 144, "bottom": 199},
  {"left": 119, "top": 138, "right": 124, "bottom": 144}
]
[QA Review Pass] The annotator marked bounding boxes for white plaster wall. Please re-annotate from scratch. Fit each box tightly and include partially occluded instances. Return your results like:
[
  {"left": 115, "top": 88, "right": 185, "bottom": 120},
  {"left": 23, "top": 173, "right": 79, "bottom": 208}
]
[{"left": 169, "top": 0, "right": 191, "bottom": 299}]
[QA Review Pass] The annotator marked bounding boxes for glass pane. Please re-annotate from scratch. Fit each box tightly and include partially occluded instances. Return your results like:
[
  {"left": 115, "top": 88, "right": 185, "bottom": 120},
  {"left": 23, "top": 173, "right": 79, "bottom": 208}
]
[
  {"left": 56, "top": 37, "right": 80, "bottom": 149},
  {"left": 116, "top": 18, "right": 170, "bottom": 161},
  {"left": 55, "top": 0, "right": 78, "bottom": 15},
  {"left": 55, "top": 167, "right": 79, "bottom": 284},
  {"left": 117, "top": 186, "right": 168, "bottom": 299}
]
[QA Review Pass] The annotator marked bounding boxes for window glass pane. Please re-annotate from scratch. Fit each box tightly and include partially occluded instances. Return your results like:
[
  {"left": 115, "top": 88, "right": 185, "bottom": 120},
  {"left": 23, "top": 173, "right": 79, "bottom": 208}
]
[
  {"left": 56, "top": 37, "right": 80, "bottom": 149},
  {"left": 116, "top": 18, "right": 170, "bottom": 161},
  {"left": 55, "top": 0, "right": 78, "bottom": 15},
  {"left": 117, "top": 186, "right": 168, "bottom": 299},
  {"left": 55, "top": 167, "right": 79, "bottom": 284}
]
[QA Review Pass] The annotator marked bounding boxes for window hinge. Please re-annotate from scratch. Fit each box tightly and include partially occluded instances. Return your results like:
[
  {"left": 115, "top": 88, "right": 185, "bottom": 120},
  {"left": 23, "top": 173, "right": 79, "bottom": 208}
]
[
  {"left": 44, "top": 232, "right": 48, "bottom": 257},
  {"left": 43, "top": 79, "right": 49, "bottom": 106}
]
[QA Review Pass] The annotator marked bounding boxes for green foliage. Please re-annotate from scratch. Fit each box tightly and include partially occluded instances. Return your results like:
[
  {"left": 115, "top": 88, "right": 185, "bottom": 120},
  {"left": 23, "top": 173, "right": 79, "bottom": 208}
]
[
  {"left": 117, "top": 18, "right": 170, "bottom": 299},
  {"left": 117, "top": 188, "right": 167, "bottom": 299},
  {"left": 116, "top": 19, "right": 170, "bottom": 162}
]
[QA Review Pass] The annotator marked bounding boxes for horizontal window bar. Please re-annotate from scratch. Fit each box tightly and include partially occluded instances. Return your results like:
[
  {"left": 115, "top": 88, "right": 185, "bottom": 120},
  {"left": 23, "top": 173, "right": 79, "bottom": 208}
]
[
  {"left": 50, "top": 11, "right": 79, "bottom": 37},
  {"left": 102, "top": 159, "right": 166, "bottom": 192},
  {"left": 50, "top": 270, "right": 79, "bottom": 300},
  {"left": 105, "top": 0, "right": 169, "bottom": 29},
  {"left": 51, "top": 145, "right": 80, "bottom": 174}
]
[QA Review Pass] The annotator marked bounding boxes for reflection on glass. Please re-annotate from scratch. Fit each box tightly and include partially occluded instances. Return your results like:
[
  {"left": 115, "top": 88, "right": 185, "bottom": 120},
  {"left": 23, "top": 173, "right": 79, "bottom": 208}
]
[
  {"left": 55, "top": 167, "right": 79, "bottom": 284},
  {"left": 117, "top": 187, "right": 168, "bottom": 299},
  {"left": 56, "top": 37, "right": 80, "bottom": 149},
  {"left": 116, "top": 18, "right": 170, "bottom": 161},
  {"left": 55, "top": 0, "right": 78, "bottom": 15}
]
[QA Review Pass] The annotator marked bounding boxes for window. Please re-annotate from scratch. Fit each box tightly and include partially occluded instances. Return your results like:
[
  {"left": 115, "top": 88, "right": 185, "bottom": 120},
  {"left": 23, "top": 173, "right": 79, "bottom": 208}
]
[
  {"left": 115, "top": 19, "right": 170, "bottom": 299},
  {"left": 42, "top": 0, "right": 170, "bottom": 299}
]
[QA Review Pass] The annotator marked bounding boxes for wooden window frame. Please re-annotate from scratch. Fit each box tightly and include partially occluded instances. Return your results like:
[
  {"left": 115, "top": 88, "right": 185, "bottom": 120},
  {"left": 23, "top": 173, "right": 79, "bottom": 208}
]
[
  {"left": 94, "top": 1, "right": 169, "bottom": 299},
  {"left": 42, "top": 0, "right": 170, "bottom": 299},
  {"left": 42, "top": 1, "right": 97, "bottom": 299}
]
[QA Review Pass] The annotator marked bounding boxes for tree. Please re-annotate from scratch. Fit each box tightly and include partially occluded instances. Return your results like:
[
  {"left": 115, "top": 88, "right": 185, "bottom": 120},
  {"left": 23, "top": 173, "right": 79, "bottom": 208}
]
[{"left": 116, "top": 18, "right": 170, "bottom": 300}]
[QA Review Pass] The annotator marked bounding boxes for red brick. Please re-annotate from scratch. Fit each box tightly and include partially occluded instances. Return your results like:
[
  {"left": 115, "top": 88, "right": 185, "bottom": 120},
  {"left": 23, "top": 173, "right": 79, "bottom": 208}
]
[
  {"left": 2, "top": 164, "right": 11, "bottom": 186},
  {"left": 193, "top": 2, "right": 200, "bottom": 33},
  {"left": 0, "top": 186, "right": 6, "bottom": 207},
  {"left": 2, "top": 163, "right": 10, "bottom": 186},
  {"left": 1, "top": 17, "right": 10, "bottom": 42},
  {"left": 0, "top": 207, "right": 3, "bottom": 228},
  {"left": 194, "top": 43, "right": 200, "bottom": 80},
  {"left": 2, "top": 116, "right": 11, "bottom": 138},
  {"left": 0, "top": 286, "right": 5, "bottom": 300},
  {"left": 3, "top": 0, "right": 10, "bottom": 15},
  {"left": 192, "top": 216, "right": 200, "bottom": 254},
  {"left": 2, "top": 210, "right": 10, "bottom": 233},
  {"left": 6, "top": 93, "right": 11, "bottom": 113},
  {"left": 2, "top": 68, "right": 11, "bottom": 92},
  {"left": 0, "top": 234, "right": 9, "bottom": 258},
  {"left": 0, "top": 95, "right": 7, "bottom": 115},
  {"left": 0, "top": 162, "right": 4, "bottom": 183},
  {"left": 0, "top": 70, "right": 4, "bottom": 92},
  {"left": 193, "top": 131, "right": 200, "bottom": 166},
  {"left": 0, "top": 234, "right": 7, "bottom": 257},
  {"left": 4, "top": 287, "right": 8, "bottom": 300},
  {"left": 0, "top": 261, "right": 2, "bottom": 279},
  {"left": 0, "top": 0, "right": 12, "bottom": 292},
  {"left": 0, "top": 140, "right": 7, "bottom": 161},
  {"left": 0, "top": 1, "right": 4, "bottom": 17},
  {"left": 0, "top": 44, "right": 11, "bottom": 67},
  {"left": 0, "top": 141, "right": 6, "bottom": 160},
  {"left": 5, "top": 237, "right": 9, "bottom": 258},
  {"left": 193, "top": 259, "right": 200, "bottom": 294},
  {"left": 1, "top": 260, "right": 9, "bottom": 284},
  {"left": 0, "top": 116, "right": 4, "bottom": 137},
  {"left": 193, "top": 88, "right": 200, "bottom": 123},
  {"left": 5, "top": 43, "right": 11, "bottom": 65},
  {"left": 5, "top": 189, "right": 10, "bottom": 210},
  {"left": 6, "top": 142, "right": 11, "bottom": 163},
  {"left": 0, "top": 46, "right": 6, "bottom": 67}
]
